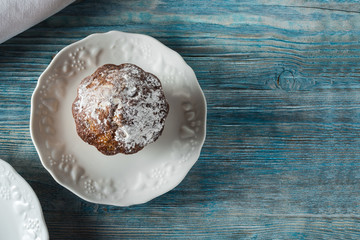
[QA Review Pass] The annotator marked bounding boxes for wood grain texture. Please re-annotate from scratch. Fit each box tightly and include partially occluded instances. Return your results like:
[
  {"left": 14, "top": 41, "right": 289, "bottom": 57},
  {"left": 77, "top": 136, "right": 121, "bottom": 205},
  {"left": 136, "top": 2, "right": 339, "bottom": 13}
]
[{"left": 1, "top": 0, "right": 360, "bottom": 239}]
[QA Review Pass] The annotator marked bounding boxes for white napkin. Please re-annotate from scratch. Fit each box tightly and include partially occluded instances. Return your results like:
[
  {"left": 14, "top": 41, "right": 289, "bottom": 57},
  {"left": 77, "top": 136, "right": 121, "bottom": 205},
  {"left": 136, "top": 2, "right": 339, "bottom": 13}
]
[{"left": 0, "top": 0, "right": 75, "bottom": 44}]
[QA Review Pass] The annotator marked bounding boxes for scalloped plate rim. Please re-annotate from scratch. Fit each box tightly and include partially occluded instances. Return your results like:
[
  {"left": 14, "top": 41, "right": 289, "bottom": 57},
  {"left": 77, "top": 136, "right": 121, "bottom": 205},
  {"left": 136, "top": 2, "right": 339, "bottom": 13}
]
[
  {"left": 0, "top": 159, "right": 49, "bottom": 240},
  {"left": 30, "top": 31, "right": 207, "bottom": 206}
]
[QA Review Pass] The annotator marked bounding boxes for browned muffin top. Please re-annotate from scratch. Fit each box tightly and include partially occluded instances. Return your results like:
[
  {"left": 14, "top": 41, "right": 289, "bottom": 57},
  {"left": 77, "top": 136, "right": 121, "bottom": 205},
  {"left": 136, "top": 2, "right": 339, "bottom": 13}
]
[{"left": 72, "top": 63, "right": 169, "bottom": 155}]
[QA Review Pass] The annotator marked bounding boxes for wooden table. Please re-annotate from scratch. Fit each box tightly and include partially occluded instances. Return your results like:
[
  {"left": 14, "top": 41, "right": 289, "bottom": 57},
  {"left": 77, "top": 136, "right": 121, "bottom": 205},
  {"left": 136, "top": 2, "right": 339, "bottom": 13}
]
[{"left": 1, "top": 0, "right": 360, "bottom": 239}]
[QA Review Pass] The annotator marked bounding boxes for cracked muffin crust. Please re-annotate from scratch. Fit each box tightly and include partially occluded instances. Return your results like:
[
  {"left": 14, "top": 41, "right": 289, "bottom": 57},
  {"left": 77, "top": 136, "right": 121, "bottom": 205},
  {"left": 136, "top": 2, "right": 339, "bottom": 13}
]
[{"left": 72, "top": 63, "right": 169, "bottom": 155}]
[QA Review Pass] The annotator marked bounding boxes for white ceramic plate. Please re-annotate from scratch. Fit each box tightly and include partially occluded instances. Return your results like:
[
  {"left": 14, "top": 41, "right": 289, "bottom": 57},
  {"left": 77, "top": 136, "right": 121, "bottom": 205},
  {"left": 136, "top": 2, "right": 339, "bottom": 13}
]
[
  {"left": 0, "top": 159, "right": 49, "bottom": 240},
  {"left": 30, "top": 31, "right": 207, "bottom": 206}
]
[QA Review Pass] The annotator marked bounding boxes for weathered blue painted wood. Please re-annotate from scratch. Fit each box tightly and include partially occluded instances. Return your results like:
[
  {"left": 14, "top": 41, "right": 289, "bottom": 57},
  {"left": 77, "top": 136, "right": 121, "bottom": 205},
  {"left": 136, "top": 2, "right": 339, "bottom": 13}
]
[{"left": 1, "top": 0, "right": 360, "bottom": 239}]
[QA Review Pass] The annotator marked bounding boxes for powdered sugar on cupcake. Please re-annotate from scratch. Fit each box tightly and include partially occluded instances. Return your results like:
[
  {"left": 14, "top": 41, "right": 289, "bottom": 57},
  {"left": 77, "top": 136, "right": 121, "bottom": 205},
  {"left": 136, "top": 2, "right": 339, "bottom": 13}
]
[{"left": 72, "top": 63, "right": 169, "bottom": 155}]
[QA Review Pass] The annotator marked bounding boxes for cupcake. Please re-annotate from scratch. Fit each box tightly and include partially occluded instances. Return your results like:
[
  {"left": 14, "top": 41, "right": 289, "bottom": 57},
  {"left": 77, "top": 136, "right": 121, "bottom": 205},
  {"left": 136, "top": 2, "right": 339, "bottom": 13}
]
[{"left": 72, "top": 63, "right": 169, "bottom": 155}]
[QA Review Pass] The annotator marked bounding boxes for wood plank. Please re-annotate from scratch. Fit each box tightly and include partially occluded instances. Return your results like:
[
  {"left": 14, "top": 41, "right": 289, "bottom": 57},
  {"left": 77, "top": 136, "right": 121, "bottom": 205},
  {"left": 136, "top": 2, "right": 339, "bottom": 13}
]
[{"left": 1, "top": 0, "right": 360, "bottom": 239}]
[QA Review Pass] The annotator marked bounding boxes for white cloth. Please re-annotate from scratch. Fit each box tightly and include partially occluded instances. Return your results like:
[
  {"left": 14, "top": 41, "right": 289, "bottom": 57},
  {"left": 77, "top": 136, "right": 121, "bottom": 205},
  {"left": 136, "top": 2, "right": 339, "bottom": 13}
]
[{"left": 0, "top": 0, "right": 74, "bottom": 44}]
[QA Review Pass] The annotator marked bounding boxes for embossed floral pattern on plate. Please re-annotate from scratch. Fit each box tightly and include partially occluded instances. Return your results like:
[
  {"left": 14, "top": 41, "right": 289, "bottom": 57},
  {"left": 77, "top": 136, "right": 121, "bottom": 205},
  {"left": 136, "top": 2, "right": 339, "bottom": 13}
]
[
  {"left": 30, "top": 31, "right": 207, "bottom": 206},
  {"left": 0, "top": 159, "right": 49, "bottom": 240}
]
